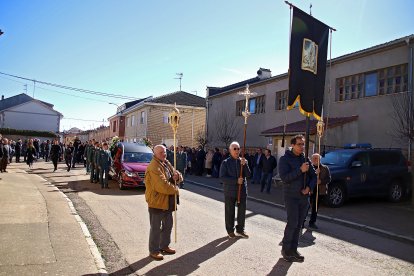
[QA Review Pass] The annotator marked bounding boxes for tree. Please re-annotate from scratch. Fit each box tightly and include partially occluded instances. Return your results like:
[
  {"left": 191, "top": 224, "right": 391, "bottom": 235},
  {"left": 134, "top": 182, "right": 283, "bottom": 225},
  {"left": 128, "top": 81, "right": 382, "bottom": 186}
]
[
  {"left": 212, "top": 110, "right": 240, "bottom": 149},
  {"left": 195, "top": 127, "right": 209, "bottom": 149},
  {"left": 390, "top": 91, "right": 414, "bottom": 205}
]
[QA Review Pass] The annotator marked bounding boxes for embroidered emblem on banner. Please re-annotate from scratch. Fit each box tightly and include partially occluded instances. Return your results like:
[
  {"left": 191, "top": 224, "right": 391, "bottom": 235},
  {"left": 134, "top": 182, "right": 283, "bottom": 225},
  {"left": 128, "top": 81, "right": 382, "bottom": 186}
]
[{"left": 301, "top": 38, "right": 318, "bottom": 74}]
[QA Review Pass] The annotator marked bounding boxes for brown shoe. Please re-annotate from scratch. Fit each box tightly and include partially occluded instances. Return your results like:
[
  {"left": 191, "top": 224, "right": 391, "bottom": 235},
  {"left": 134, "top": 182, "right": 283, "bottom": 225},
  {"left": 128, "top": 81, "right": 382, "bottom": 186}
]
[
  {"left": 161, "top": 247, "right": 176, "bottom": 254},
  {"left": 149, "top": 252, "right": 164, "bottom": 260}
]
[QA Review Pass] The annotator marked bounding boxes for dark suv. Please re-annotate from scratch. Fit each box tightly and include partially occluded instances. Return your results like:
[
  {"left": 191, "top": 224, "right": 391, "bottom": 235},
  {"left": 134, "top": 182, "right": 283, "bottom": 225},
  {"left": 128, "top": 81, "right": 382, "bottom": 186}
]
[{"left": 321, "top": 148, "right": 411, "bottom": 207}]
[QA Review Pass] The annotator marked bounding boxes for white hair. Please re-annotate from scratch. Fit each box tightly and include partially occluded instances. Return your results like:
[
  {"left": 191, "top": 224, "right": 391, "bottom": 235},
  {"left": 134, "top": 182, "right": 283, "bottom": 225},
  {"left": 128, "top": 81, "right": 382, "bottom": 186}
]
[{"left": 229, "top": 141, "right": 240, "bottom": 150}]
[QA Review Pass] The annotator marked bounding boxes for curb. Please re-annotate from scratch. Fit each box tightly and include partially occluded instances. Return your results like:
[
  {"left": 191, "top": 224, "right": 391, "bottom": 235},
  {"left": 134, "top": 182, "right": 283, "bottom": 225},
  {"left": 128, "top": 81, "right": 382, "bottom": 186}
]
[
  {"left": 185, "top": 179, "right": 414, "bottom": 245},
  {"left": 41, "top": 177, "right": 108, "bottom": 276}
]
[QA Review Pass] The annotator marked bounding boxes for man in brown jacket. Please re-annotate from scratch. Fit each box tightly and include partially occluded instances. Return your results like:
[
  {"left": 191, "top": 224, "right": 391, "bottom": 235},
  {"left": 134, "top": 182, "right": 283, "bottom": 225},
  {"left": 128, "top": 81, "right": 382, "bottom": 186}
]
[{"left": 145, "top": 144, "right": 183, "bottom": 260}]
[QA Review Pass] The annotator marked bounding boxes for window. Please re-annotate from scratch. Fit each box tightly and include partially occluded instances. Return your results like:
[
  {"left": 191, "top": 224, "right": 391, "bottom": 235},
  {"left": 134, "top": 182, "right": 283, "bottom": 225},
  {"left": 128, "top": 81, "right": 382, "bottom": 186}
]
[
  {"left": 131, "top": 115, "right": 135, "bottom": 126},
  {"left": 113, "top": 121, "right": 117, "bottom": 132},
  {"left": 336, "top": 63, "right": 408, "bottom": 102},
  {"left": 236, "top": 95, "right": 265, "bottom": 116},
  {"left": 126, "top": 117, "right": 130, "bottom": 127},
  {"left": 163, "top": 112, "right": 169, "bottom": 124},
  {"left": 236, "top": 100, "right": 246, "bottom": 116},
  {"left": 249, "top": 98, "right": 256, "bottom": 114},
  {"left": 365, "top": 73, "right": 377, "bottom": 97},
  {"left": 275, "top": 90, "right": 288, "bottom": 110},
  {"left": 140, "top": 111, "right": 145, "bottom": 124}
]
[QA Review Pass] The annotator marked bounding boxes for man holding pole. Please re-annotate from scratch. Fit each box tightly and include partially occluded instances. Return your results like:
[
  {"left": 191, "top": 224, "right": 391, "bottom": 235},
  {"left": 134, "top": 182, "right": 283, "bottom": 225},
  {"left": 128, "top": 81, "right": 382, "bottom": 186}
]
[
  {"left": 278, "top": 135, "right": 316, "bottom": 262},
  {"left": 220, "top": 141, "right": 251, "bottom": 239},
  {"left": 145, "top": 145, "right": 182, "bottom": 261}
]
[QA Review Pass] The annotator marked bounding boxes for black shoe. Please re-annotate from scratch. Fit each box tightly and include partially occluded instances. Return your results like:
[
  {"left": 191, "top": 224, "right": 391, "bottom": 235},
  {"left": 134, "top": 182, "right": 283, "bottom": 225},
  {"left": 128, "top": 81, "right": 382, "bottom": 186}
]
[
  {"left": 292, "top": 250, "right": 305, "bottom": 262},
  {"left": 309, "top": 223, "right": 319, "bottom": 229},
  {"left": 236, "top": 231, "right": 249, "bottom": 239},
  {"left": 281, "top": 249, "right": 304, "bottom": 262},
  {"left": 228, "top": 232, "right": 236, "bottom": 239}
]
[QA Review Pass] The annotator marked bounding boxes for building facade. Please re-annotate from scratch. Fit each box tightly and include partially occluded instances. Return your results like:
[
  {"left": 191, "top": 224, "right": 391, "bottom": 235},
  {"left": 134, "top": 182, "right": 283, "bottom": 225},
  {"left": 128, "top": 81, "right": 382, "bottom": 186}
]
[
  {"left": 117, "top": 91, "right": 206, "bottom": 147},
  {"left": 207, "top": 35, "right": 414, "bottom": 160},
  {"left": 0, "top": 94, "right": 63, "bottom": 133}
]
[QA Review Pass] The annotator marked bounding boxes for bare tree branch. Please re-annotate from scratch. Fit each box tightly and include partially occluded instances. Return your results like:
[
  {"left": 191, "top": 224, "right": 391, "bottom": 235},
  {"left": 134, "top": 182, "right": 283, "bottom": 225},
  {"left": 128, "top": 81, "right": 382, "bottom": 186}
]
[{"left": 212, "top": 110, "right": 240, "bottom": 149}]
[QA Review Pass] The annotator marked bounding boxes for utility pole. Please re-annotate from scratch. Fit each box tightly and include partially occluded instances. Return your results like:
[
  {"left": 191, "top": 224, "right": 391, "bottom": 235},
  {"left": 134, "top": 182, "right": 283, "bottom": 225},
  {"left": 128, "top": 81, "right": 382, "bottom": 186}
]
[{"left": 175, "top": 73, "right": 183, "bottom": 91}]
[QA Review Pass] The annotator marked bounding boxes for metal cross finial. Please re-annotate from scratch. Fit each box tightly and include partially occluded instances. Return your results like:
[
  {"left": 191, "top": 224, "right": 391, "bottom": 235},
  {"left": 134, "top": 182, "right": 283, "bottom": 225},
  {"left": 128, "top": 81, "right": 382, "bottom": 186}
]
[{"left": 237, "top": 84, "right": 257, "bottom": 124}]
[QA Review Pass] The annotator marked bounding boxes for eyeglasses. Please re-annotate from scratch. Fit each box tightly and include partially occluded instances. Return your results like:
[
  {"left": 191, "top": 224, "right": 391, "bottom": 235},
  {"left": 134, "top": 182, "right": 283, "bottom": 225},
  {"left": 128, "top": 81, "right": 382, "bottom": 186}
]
[
  {"left": 295, "top": 143, "right": 305, "bottom": 146},
  {"left": 233, "top": 148, "right": 240, "bottom": 150}
]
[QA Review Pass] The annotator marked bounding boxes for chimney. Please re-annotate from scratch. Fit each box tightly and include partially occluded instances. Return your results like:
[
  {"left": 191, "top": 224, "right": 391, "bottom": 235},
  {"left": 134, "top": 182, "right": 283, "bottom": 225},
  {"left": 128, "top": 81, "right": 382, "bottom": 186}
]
[
  {"left": 257, "top": 68, "right": 272, "bottom": 80},
  {"left": 1, "top": 95, "right": 4, "bottom": 101}
]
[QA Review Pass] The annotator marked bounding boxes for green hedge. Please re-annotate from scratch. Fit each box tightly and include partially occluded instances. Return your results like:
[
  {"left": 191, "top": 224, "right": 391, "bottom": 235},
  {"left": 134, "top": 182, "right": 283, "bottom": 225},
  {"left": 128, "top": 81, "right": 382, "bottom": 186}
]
[{"left": 0, "top": 128, "right": 58, "bottom": 138}]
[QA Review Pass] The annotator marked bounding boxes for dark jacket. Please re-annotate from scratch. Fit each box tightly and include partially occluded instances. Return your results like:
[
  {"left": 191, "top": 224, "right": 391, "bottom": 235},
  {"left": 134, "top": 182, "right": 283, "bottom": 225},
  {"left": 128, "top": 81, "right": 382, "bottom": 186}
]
[
  {"left": 278, "top": 149, "right": 316, "bottom": 198},
  {"left": 219, "top": 156, "right": 251, "bottom": 197},
  {"left": 262, "top": 155, "right": 277, "bottom": 174},
  {"left": 252, "top": 153, "right": 265, "bottom": 169},
  {"left": 313, "top": 163, "right": 331, "bottom": 187},
  {"left": 50, "top": 144, "right": 61, "bottom": 160}
]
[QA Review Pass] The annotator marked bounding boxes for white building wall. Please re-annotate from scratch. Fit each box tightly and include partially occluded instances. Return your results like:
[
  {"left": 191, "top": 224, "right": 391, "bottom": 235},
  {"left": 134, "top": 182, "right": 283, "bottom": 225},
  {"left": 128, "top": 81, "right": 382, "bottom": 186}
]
[{"left": 2, "top": 101, "right": 61, "bottom": 132}]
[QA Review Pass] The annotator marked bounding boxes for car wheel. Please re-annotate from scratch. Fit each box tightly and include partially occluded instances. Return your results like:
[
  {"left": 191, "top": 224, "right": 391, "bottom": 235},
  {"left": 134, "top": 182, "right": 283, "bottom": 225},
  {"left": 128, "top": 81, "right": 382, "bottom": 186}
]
[
  {"left": 118, "top": 172, "right": 125, "bottom": 190},
  {"left": 327, "top": 183, "right": 345, "bottom": 208},
  {"left": 388, "top": 181, "right": 403, "bottom": 202}
]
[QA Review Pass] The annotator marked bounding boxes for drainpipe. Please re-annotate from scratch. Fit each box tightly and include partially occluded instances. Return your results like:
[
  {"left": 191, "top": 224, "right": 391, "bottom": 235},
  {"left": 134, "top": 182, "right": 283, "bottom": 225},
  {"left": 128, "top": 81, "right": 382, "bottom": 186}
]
[
  {"left": 408, "top": 41, "right": 413, "bottom": 161},
  {"left": 192, "top": 108, "right": 195, "bottom": 148}
]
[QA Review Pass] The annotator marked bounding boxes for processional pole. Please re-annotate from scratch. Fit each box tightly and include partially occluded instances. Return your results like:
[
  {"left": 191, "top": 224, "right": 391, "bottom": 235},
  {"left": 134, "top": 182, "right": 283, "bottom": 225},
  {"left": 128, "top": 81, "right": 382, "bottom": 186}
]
[
  {"left": 236, "top": 84, "right": 256, "bottom": 204},
  {"left": 168, "top": 103, "right": 180, "bottom": 243}
]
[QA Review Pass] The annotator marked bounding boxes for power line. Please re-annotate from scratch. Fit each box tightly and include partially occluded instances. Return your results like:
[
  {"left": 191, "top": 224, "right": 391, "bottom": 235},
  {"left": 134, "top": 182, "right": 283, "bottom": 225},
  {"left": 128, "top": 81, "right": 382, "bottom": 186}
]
[
  {"left": 0, "top": 71, "right": 139, "bottom": 100},
  {"left": 0, "top": 75, "right": 117, "bottom": 104},
  {"left": 62, "top": 117, "right": 106, "bottom": 122}
]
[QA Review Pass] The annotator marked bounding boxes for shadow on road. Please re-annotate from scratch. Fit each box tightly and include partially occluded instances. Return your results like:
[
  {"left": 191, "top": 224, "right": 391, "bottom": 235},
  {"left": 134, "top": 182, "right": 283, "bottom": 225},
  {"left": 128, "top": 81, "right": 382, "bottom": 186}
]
[{"left": 267, "top": 258, "right": 292, "bottom": 276}]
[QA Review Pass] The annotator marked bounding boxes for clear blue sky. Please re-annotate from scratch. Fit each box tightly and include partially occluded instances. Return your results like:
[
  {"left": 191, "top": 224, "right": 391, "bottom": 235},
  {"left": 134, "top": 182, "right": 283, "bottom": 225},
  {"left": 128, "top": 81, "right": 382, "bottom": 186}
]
[{"left": 0, "top": 0, "right": 413, "bottom": 131}]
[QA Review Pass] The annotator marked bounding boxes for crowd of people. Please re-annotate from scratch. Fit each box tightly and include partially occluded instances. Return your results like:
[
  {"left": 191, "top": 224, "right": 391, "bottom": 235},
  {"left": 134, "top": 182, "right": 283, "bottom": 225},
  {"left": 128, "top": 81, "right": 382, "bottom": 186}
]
[{"left": 3, "top": 134, "right": 330, "bottom": 263}]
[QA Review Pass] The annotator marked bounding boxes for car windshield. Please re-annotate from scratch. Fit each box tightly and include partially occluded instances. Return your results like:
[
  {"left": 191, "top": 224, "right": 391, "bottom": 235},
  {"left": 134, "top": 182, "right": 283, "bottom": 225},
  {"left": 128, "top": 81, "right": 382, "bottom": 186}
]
[
  {"left": 321, "top": 151, "right": 354, "bottom": 166},
  {"left": 123, "top": 152, "right": 153, "bottom": 163}
]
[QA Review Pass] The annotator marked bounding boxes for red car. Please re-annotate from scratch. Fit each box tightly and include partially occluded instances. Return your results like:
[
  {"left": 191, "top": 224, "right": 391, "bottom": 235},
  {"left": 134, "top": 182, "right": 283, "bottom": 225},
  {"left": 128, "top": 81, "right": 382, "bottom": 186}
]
[{"left": 110, "top": 142, "right": 153, "bottom": 189}]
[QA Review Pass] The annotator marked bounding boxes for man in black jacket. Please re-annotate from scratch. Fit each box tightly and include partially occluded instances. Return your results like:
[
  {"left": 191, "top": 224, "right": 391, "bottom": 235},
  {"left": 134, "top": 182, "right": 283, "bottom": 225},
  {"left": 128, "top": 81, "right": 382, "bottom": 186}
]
[
  {"left": 251, "top": 148, "right": 264, "bottom": 184},
  {"left": 278, "top": 135, "right": 316, "bottom": 262},
  {"left": 307, "top": 153, "right": 331, "bottom": 229},
  {"left": 220, "top": 141, "right": 251, "bottom": 239},
  {"left": 260, "top": 149, "right": 277, "bottom": 193},
  {"left": 15, "top": 139, "right": 22, "bottom": 163}
]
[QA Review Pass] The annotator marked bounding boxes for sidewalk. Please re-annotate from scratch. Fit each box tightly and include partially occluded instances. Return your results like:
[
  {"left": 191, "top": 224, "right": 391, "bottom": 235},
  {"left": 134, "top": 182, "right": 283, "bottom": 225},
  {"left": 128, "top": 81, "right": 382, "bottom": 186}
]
[
  {"left": 0, "top": 165, "right": 103, "bottom": 275},
  {"left": 184, "top": 174, "right": 414, "bottom": 244}
]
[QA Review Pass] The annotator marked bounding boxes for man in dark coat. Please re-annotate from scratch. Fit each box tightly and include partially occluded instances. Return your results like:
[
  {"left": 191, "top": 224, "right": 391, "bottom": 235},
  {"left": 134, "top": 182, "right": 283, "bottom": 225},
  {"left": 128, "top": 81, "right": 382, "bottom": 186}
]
[
  {"left": 278, "top": 135, "right": 316, "bottom": 262},
  {"left": 220, "top": 141, "right": 251, "bottom": 239},
  {"left": 15, "top": 139, "right": 22, "bottom": 163},
  {"left": 212, "top": 148, "right": 222, "bottom": 178},
  {"left": 251, "top": 148, "right": 264, "bottom": 184},
  {"left": 306, "top": 153, "right": 331, "bottom": 229},
  {"left": 196, "top": 146, "right": 206, "bottom": 176},
  {"left": 50, "top": 139, "right": 61, "bottom": 172},
  {"left": 260, "top": 149, "right": 277, "bottom": 193}
]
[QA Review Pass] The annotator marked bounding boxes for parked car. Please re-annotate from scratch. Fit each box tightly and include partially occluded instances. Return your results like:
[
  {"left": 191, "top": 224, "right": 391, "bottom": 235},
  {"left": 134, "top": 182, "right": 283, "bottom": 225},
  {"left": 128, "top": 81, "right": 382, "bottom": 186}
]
[
  {"left": 110, "top": 142, "right": 153, "bottom": 189},
  {"left": 321, "top": 148, "right": 411, "bottom": 207}
]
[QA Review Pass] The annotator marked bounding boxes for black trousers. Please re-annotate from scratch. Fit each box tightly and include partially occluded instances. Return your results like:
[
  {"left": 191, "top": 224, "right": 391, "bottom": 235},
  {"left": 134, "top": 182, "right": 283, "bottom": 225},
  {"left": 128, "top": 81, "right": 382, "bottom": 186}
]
[
  {"left": 52, "top": 157, "right": 58, "bottom": 170},
  {"left": 282, "top": 196, "right": 309, "bottom": 252},
  {"left": 224, "top": 195, "right": 246, "bottom": 234}
]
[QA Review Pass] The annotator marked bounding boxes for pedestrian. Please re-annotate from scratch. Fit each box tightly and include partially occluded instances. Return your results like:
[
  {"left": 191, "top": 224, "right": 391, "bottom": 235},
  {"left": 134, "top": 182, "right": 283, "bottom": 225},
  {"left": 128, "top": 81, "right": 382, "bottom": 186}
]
[
  {"left": 15, "top": 139, "right": 22, "bottom": 163},
  {"left": 212, "top": 148, "right": 222, "bottom": 178},
  {"left": 305, "top": 153, "right": 331, "bottom": 229},
  {"left": 93, "top": 142, "right": 101, "bottom": 183},
  {"left": 22, "top": 140, "right": 28, "bottom": 162},
  {"left": 26, "top": 139, "right": 37, "bottom": 169},
  {"left": 219, "top": 141, "right": 251, "bottom": 239},
  {"left": 65, "top": 142, "right": 74, "bottom": 172},
  {"left": 278, "top": 135, "right": 316, "bottom": 262},
  {"left": 44, "top": 140, "right": 51, "bottom": 162},
  {"left": 176, "top": 146, "right": 187, "bottom": 188},
  {"left": 144, "top": 144, "right": 182, "bottom": 261},
  {"left": 89, "top": 142, "right": 97, "bottom": 183},
  {"left": 1, "top": 138, "right": 10, "bottom": 172},
  {"left": 196, "top": 146, "right": 206, "bottom": 176},
  {"left": 98, "top": 142, "right": 112, "bottom": 189},
  {"left": 72, "top": 137, "right": 81, "bottom": 167},
  {"left": 50, "top": 139, "right": 61, "bottom": 172},
  {"left": 251, "top": 148, "right": 264, "bottom": 184},
  {"left": 33, "top": 139, "right": 40, "bottom": 159},
  {"left": 205, "top": 149, "right": 214, "bottom": 177},
  {"left": 260, "top": 149, "right": 277, "bottom": 194}
]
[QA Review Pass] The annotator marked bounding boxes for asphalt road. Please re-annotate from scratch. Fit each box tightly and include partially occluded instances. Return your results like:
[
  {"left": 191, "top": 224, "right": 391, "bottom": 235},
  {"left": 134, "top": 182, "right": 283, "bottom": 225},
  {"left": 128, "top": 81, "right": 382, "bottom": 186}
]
[{"left": 25, "top": 161, "right": 414, "bottom": 275}]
